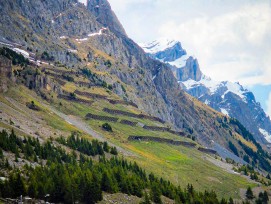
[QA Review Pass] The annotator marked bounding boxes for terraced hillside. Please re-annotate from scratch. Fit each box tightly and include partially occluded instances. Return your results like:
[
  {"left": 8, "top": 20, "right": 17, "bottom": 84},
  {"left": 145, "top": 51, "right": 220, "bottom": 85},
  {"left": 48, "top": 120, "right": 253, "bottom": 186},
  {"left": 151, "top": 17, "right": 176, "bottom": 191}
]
[
  {"left": 1, "top": 0, "right": 271, "bottom": 202},
  {"left": 0, "top": 74, "right": 259, "bottom": 200}
]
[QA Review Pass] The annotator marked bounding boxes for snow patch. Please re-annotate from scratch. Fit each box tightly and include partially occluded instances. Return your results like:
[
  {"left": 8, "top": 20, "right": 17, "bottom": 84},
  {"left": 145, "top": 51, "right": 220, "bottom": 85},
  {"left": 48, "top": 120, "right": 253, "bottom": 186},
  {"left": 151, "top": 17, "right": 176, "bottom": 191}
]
[
  {"left": 55, "top": 13, "right": 62, "bottom": 19},
  {"left": 168, "top": 54, "right": 189, "bottom": 68},
  {"left": 76, "top": 38, "right": 88, "bottom": 42},
  {"left": 78, "top": 0, "right": 87, "bottom": 6},
  {"left": 220, "top": 108, "right": 229, "bottom": 116},
  {"left": 67, "top": 49, "right": 77, "bottom": 53},
  {"left": 182, "top": 75, "right": 220, "bottom": 93},
  {"left": 76, "top": 28, "right": 107, "bottom": 42},
  {"left": 182, "top": 75, "right": 248, "bottom": 101},
  {"left": 60, "top": 36, "right": 67, "bottom": 39},
  {"left": 221, "top": 81, "right": 246, "bottom": 100},
  {"left": 88, "top": 27, "right": 107, "bottom": 37},
  {"left": 12, "top": 48, "right": 29, "bottom": 57},
  {"left": 204, "top": 99, "right": 210, "bottom": 105},
  {"left": 259, "top": 128, "right": 271, "bottom": 143}
]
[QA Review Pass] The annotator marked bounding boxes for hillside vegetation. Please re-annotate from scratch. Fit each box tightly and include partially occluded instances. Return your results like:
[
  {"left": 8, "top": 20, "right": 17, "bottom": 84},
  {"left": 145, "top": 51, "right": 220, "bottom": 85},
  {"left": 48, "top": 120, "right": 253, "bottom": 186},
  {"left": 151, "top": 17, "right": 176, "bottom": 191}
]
[{"left": 1, "top": 0, "right": 271, "bottom": 203}]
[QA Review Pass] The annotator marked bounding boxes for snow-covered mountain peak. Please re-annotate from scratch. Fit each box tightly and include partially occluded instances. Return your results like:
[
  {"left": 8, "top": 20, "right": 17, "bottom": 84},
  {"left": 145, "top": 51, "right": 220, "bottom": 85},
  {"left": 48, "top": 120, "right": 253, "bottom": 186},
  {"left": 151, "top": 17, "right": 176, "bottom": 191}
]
[
  {"left": 78, "top": 0, "right": 87, "bottom": 6},
  {"left": 142, "top": 39, "right": 271, "bottom": 144},
  {"left": 140, "top": 39, "right": 190, "bottom": 71},
  {"left": 140, "top": 39, "right": 181, "bottom": 54},
  {"left": 182, "top": 76, "right": 249, "bottom": 100}
]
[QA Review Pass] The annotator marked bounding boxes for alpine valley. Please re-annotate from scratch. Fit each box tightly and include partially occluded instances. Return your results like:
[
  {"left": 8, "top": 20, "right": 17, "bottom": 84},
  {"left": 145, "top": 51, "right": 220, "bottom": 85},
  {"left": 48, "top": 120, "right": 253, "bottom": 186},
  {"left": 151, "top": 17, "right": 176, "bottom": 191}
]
[{"left": 0, "top": 0, "right": 271, "bottom": 203}]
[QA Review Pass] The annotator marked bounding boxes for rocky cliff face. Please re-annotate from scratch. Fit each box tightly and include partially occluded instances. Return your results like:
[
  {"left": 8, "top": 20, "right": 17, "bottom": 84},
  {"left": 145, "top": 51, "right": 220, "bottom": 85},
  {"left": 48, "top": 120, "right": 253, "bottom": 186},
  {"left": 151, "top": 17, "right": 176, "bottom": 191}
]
[
  {"left": 0, "top": 0, "right": 102, "bottom": 66},
  {"left": 176, "top": 57, "right": 202, "bottom": 81},
  {"left": 149, "top": 41, "right": 186, "bottom": 62},
  {"left": 143, "top": 40, "right": 271, "bottom": 145},
  {"left": 2, "top": 0, "right": 270, "bottom": 164},
  {"left": 87, "top": 0, "right": 127, "bottom": 36},
  {"left": 0, "top": 56, "right": 13, "bottom": 92},
  {"left": 141, "top": 40, "right": 202, "bottom": 81}
]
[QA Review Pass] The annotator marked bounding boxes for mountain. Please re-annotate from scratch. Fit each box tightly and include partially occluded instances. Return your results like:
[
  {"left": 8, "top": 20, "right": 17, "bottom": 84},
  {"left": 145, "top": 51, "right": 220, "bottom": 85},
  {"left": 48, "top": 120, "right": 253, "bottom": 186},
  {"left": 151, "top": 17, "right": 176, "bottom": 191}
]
[
  {"left": 1, "top": 0, "right": 271, "bottom": 166},
  {"left": 1, "top": 0, "right": 271, "bottom": 202},
  {"left": 0, "top": 0, "right": 231, "bottom": 149},
  {"left": 142, "top": 39, "right": 271, "bottom": 146}
]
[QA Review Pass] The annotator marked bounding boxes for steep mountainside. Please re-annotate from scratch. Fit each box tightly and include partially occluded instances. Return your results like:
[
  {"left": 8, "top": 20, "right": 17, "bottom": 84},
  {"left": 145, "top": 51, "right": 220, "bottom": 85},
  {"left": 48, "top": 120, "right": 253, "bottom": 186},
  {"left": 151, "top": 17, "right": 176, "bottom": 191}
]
[
  {"left": 1, "top": 1, "right": 271, "bottom": 199},
  {"left": 142, "top": 39, "right": 271, "bottom": 146}
]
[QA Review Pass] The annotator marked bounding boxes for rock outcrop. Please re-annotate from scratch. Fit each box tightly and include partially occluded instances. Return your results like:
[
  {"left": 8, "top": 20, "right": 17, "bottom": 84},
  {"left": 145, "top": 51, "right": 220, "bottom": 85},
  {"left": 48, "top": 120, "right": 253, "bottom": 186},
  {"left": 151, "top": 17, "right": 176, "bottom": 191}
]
[
  {"left": 152, "top": 42, "right": 186, "bottom": 62},
  {"left": 176, "top": 57, "right": 202, "bottom": 81},
  {"left": 87, "top": 0, "right": 127, "bottom": 36},
  {"left": 0, "top": 56, "right": 13, "bottom": 92}
]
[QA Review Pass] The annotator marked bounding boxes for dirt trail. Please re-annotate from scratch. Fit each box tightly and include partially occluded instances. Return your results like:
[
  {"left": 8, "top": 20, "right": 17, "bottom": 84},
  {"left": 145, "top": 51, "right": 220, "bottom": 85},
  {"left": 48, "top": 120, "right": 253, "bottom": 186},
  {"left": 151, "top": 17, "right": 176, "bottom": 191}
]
[
  {"left": 203, "top": 156, "right": 238, "bottom": 175},
  {"left": 42, "top": 103, "right": 135, "bottom": 157},
  {"left": 0, "top": 97, "right": 65, "bottom": 139}
]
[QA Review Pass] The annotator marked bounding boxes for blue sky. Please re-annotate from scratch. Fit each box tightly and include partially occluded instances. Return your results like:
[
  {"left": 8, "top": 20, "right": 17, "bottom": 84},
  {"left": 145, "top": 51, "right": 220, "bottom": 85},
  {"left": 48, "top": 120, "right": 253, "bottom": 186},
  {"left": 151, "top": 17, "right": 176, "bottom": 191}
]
[
  {"left": 250, "top": 85, "right": 271, "bottom": 112},
  {"left": 108, "top": 0, "right": 271, "bottom": 117}
]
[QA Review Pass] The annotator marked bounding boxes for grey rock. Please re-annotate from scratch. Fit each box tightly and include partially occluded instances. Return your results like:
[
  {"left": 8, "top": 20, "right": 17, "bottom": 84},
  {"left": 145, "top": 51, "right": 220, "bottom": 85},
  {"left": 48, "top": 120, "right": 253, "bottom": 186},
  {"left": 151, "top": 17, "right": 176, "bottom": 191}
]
[
  {"left": 87, "top": 0, "right": 127, "bottom": 36},
  {"left": 153, "top": 42, "right": 186, "bottom": 62},
  {"left": 176, "top": 57, "right": 202, "bottom": 81},
  {"left": 0, "top": 55, "right": 13, "bottom": 92}
]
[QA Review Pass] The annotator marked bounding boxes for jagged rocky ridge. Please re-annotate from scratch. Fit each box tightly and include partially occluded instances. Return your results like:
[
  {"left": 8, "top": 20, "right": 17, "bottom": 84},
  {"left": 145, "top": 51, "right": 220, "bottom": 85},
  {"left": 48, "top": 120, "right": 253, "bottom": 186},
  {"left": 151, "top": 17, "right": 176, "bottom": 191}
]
[
  {"left": 141, "top": 39, "right": 271, "bottom": 146},
  {"left": 1, "top": 0, "right": 271, "bottom": 166}
]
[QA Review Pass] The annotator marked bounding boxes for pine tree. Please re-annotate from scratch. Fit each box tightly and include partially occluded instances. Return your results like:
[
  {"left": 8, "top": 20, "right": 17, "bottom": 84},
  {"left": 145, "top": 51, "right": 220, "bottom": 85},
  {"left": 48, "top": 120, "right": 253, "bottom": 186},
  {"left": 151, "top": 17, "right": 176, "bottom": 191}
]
[
  {"left": 258, "top": 191, "right": 270, "bottom": 204},
  {"left": 187, "top": 184, "right": 194, "bottom": 196},
  {"left": 101, "top": 171, "right": 117, "bottom": 193},
  {"left": 220, "top": 198, "right": 227, "bottom": 204},
  {"left": 10, "top": 172, "right": 26, "bottom": 197},
  {"left": 110, "top": 147, "right": 118, "bottom": 155},
  {"left": 150, "top": 182, "right": 162, "bottom": 204},
  {"left": 263, "top": 191, "right": 269, "bottom": 203},
  {"left": 28, "top": 181, "right": 38, "bottom": 198},
  {"left": 0, "top": 148, "right": 3, "bottom": 159},
  {"left": 246, "top": 186, "right": 254, "bottom": 200},
  {"left": 228, "top": 197, "right": 234, "bottom": 204},
  {"left": 83, "top": 179, "right": 102, "bottom": 204},
  {"left": 140, "top": 191, "right": 151, "bottom": 204},
  {"left": 103, "top": 142, "right": 109, "bottom": 152}
]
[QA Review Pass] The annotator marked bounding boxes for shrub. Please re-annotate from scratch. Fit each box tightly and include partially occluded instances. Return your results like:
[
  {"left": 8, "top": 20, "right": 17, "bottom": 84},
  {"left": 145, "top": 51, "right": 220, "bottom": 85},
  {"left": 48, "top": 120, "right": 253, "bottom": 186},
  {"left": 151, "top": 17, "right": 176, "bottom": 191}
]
[
  {"left": 41, "top": 51, "right": 54, "bottom": 61},
  {"left": 104, "top": 60, "right": 112, "bottom": 67},
  {"left": 102, "top": 123, "right": 112, "bottom": 132},
  {"left": 107, "top": 84, "right": 113, "bottom": 90},
  {"left": 26, "top": 101, "right": 41, "bottom": 111}
]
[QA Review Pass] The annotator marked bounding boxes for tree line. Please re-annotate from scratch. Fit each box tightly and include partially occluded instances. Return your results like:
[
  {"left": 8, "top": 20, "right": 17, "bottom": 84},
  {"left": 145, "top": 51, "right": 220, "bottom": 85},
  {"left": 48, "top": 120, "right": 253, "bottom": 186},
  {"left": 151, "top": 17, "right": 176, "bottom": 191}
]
[
  {"left": 229, "top": 118, "right": 271, "bottom": 172},
  {"left": 0, "top": 129, "right": 237, "bottom": 203},
  {"left": 57, "top": 134, "right": 118, "bottom": 156},
  {"left": 0, "top": 47, "right": 29, "bottom": 66}
]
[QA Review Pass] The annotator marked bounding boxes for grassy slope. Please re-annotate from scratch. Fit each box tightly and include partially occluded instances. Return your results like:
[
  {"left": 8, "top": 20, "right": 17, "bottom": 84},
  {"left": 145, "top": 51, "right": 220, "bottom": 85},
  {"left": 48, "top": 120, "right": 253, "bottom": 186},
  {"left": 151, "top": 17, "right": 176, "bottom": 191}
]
[
  {"left": 0, "top": 86, "right": 90, "bottom": 140},
  {"left": 0, "top": 84, "right": 255, "bottom": 199},
  {"left": 49, "top": 90, "right": 255, "bottom": 199}
]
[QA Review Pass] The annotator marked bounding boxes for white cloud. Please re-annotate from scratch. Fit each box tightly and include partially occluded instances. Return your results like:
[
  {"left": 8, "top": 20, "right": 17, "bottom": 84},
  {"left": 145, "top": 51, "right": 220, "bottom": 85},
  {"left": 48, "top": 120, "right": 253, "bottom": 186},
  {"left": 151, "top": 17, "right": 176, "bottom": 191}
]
[
  {"left": 108, "top": 0, "right": 271, "bottom": 112},
  {"left": 157, "top": 3, "right": 271, "bottom": 86},
  {"left": 109, "top": 0, "right": 271, "bottom": 87}
]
